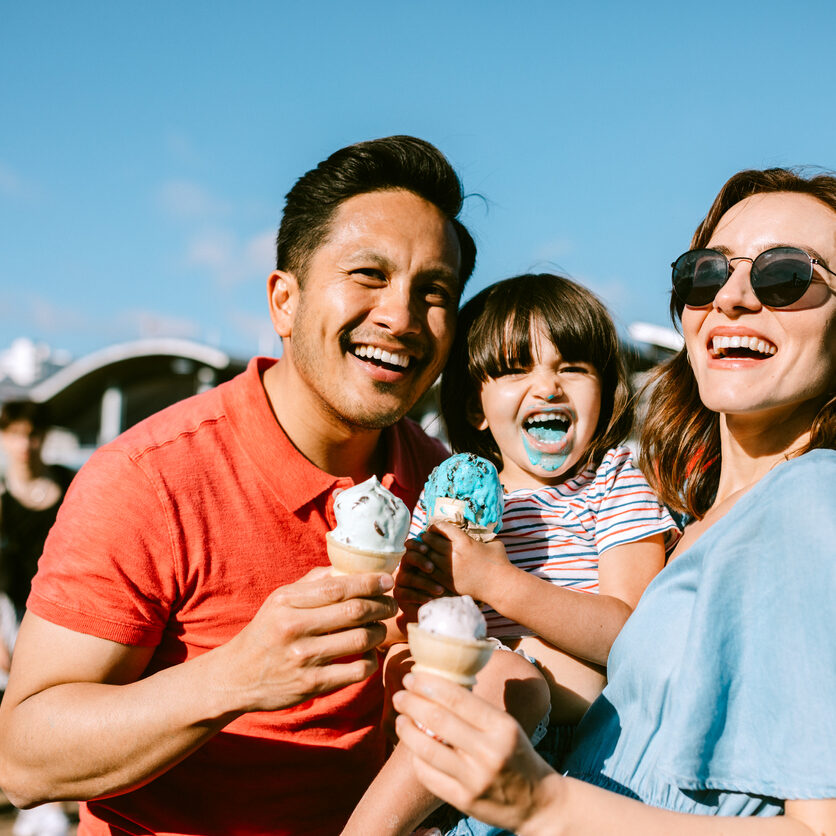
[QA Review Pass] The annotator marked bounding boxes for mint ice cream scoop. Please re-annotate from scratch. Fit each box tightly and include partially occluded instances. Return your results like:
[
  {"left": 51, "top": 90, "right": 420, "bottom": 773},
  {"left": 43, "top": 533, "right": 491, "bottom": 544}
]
[{"left": 423, "top": 453, "right": 504, "bottom": 540}]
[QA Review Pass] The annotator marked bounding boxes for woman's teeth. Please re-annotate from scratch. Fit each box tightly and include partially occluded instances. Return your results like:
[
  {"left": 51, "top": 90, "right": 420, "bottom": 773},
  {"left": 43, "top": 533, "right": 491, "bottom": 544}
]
[
  {"left": 352, "top": 345, "right": 410, "bottom": 368},
  {"left": 711, "top": 335, "right": 776, "bottom": 358}
]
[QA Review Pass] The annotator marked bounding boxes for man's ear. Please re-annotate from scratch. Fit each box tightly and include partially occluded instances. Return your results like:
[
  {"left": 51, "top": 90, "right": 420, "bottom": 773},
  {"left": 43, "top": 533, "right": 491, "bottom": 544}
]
[
  {"left": 466, "top": 397, "right": 489, "bottom": 431},
  {"left": 267, "top": 270, "right": 300, "bottom": 338}
]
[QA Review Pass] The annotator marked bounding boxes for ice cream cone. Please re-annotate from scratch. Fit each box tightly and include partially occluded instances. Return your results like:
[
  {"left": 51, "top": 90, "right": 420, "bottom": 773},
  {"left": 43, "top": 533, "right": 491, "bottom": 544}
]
[
  {"left": 325, "top": 531, "right": 404, "bottom": 576},
  {"left": 406, "top": 622, "right": 495, "bottom": 688},
  {"left": 429, "top": 497, "right": 498, "bottom": 542}
]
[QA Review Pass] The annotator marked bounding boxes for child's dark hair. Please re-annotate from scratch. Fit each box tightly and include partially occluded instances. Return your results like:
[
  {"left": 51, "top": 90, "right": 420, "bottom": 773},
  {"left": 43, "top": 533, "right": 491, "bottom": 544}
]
[{"left": 440, "top": 273, "right": 634, "bottom": 472}]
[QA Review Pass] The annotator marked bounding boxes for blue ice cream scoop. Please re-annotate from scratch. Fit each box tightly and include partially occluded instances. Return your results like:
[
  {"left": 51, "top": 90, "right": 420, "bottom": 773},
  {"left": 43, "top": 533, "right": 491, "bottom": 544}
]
[{"left": 423, "top": 453, "right": 504, "bottom": 540}]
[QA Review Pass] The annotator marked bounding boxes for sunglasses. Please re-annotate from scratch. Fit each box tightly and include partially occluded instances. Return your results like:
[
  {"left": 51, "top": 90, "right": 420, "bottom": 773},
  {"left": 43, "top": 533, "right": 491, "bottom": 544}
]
[{"left": 671, "top": 246, "right": 836, "bottom": 308}]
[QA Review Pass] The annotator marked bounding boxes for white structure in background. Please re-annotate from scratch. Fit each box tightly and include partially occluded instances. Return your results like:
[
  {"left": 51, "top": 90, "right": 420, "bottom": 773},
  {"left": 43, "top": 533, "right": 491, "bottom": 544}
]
[
  {"left": 0, "top": 337, "right": 71, "bottom": 390},
  {"left": 0, "top": 338, "right": 246, "bottom": 470},
  {"left": 627, "top": 321, "right": 684, "bottom": 353}
]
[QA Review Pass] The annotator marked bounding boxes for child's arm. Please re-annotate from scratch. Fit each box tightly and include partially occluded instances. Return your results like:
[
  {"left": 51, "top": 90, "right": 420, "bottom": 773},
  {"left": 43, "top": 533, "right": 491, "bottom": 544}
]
[{"left": 421, "top": 523, "right": 665, "bottom": 665}]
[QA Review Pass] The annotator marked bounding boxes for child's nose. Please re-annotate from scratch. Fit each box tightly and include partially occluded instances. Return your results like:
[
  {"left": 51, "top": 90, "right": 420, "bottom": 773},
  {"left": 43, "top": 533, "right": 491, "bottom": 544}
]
[{"left": 534, "top": 374, "right": 563, "bottom": 401}]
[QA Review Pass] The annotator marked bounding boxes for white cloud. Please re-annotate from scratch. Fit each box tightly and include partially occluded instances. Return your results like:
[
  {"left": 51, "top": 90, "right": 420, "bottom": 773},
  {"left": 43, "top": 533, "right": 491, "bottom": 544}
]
[
  {"left": 0, "top": 162, "right": 37, "bottom": 202},
  {"left": 157, "top": 179, "right": 230, "bottom": 220},
  {"left": 116, "top": 309, "right": 202, "bottom": 341},
  {"left": 185, "top": 227, "right": 274, "bottom": 287}
]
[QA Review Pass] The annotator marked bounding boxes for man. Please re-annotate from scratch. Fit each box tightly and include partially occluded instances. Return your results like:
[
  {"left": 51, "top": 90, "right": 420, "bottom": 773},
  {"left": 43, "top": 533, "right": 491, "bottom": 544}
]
[{"left": 0, "top": 136, "right": 476, "bottom": 835}]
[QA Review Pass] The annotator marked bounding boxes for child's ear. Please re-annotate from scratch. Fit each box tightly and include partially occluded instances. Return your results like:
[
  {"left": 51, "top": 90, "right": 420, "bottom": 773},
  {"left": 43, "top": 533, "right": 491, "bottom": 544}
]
[{"left": 466, "top": 398, "right": 489, "bottom": 431}]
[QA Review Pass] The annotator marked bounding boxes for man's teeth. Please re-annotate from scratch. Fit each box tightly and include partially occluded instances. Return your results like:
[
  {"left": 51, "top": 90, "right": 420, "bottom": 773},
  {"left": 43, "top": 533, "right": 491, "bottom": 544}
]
[
  {"left": 711, "top": 335, "right": 776, "bottom": 357},
  {"left": 353, "top": 345, "right": 410, "bottom": 368}
]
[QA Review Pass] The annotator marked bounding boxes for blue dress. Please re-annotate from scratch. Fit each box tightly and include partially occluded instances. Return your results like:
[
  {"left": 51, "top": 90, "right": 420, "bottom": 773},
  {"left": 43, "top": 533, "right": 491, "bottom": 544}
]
[{"left": 450, "top": 450, "right": 836, "bottom": 834}]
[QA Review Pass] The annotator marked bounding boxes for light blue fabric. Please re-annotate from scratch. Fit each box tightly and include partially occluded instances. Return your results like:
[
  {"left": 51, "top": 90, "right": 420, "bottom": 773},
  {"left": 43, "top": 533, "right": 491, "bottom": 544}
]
[{"left": 563, "top": 449, "right": 836, "bottom": 816}]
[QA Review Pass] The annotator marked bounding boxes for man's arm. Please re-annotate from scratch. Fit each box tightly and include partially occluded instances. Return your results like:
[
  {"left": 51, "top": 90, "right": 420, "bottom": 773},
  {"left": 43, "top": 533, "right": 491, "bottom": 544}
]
[{"left": 0, "top": 569, "right": 396, "bottom": 808}]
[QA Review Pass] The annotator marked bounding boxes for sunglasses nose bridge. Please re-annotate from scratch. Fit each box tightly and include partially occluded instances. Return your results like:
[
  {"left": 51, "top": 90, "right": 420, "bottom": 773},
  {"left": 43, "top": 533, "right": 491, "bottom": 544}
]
[{"left": 714, "top": 256, "right": 761, "bottom": 309}]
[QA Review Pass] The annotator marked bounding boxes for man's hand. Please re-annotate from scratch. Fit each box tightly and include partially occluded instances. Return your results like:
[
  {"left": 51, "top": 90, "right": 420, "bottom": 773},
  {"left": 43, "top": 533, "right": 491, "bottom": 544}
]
[
  {"left": 219, "top": 567, "right": 398, "bottom": 713},
  {"left": 420, "top": 522, "right": 512, "bottom": 603}
]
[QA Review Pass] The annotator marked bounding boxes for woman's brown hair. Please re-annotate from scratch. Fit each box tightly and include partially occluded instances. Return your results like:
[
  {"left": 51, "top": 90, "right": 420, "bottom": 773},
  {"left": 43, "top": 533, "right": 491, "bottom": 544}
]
[
  {"left": 440, "top": 273, "right": 634, "bottom": 474},
  {"left": 640, "top": 167, "right": 836, "bottom": 519}
]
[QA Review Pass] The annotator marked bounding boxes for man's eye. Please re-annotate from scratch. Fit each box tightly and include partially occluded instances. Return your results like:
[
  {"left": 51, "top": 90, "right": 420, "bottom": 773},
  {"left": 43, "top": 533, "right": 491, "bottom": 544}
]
[
  {"left": 423, "top": 284, "right": 453, "bottom": 306},
  {"left": 352, "top": 268, "right": 386, "bottom": 281}
]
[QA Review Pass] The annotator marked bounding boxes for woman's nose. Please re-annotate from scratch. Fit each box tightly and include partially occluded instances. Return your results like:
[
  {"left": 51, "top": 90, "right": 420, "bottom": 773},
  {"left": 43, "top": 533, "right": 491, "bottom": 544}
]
[{"left": 714, "top": 259, "right": 762, "bottom": 314}]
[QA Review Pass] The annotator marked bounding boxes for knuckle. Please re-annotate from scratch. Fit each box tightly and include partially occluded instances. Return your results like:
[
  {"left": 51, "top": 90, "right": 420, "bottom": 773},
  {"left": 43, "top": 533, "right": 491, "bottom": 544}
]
[{"left": 342, "top": 598, "right": 368, "bottom": 622}]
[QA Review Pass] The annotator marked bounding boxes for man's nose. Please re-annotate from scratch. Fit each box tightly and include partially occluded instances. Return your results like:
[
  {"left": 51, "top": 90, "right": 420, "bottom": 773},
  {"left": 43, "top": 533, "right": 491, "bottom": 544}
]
[{"left": 371, "top": 285, "right": 421, "bottom": 335}]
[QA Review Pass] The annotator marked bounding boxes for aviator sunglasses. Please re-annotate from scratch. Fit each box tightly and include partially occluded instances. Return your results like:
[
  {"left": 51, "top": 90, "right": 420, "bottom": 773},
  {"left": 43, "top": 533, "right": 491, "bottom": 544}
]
[{"left": 671, "top": 246, "right": 836, "bottom": 308}]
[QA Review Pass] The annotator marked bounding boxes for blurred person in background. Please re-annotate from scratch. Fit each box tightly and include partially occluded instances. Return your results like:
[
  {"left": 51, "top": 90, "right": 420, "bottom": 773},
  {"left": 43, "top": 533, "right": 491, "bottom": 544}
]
[{"left": 0, "top": 401, "right": 75, "bottom": 836}]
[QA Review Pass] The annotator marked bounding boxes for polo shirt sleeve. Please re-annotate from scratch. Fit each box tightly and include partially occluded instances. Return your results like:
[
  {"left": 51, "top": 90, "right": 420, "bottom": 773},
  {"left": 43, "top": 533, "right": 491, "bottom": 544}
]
[
  {"left": 28, "top": 446, "right": 177, "bottom": 647},
  {"left": 592, "top": 446, "right": 681, "bottom": 554},
  {"left": 655, "top": 451, "right": 836, "bottom": 800}
]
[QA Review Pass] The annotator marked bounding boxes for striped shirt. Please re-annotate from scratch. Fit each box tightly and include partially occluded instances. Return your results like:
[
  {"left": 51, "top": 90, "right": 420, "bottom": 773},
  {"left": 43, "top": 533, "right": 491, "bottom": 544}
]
[{"left": 410, "top": 446, "right": 680, "bottom": 638}]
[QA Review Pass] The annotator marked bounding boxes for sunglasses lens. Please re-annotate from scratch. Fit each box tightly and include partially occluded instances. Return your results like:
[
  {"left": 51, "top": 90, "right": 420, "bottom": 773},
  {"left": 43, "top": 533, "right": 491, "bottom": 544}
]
[
  {"left": 672, "top": 250, "right": 727, "bottom": 306},
  {"left": 752, "top": 248, "right": 812, "bottom": 307}
]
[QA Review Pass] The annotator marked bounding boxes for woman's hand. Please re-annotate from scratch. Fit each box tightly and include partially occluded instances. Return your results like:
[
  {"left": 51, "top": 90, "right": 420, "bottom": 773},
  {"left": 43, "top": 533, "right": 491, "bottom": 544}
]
[
  {"left": 393, "top": 671, "right": 558, "bottom": 834},
  {"left": 420, "top": 522, "right": 513, "bottom": 603}
]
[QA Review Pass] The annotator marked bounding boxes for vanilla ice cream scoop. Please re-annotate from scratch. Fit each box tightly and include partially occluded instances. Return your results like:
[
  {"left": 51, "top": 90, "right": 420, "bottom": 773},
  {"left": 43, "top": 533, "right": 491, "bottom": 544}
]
[
  {"left": 417, "top": 595, "right": 487, "bottom": 640},
  {"left": 331, "top": 476, "right": 410, "bottom": 553},
  {"left": 408, "top": 596, "right": 493, "bottom": 687}
]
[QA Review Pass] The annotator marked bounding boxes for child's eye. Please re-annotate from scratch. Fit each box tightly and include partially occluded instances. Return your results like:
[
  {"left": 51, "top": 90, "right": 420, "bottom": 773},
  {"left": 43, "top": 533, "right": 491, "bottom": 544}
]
[
  {"left": 496, "top": 366, "right": 529, "bottom": 378},
  {"left": 561, "top": 364, "right": 591, "bottom": 374}
]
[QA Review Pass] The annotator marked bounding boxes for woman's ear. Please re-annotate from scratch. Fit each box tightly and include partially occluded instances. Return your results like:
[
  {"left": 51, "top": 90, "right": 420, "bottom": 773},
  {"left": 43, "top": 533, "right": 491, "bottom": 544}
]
[{"left": 267, "top": 270, "right": 299, "bottom": 338}]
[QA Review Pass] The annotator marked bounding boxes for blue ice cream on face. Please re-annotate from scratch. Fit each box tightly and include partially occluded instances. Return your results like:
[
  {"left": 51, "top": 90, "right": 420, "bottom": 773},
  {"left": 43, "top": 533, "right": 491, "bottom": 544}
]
[{"left": 423, "top": 453, "right": 504, "bottom": 534}]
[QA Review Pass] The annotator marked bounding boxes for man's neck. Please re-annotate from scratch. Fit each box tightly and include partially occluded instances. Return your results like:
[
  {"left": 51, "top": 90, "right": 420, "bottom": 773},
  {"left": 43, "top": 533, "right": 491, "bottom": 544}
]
[{"left": 261, "top": 358, "right": 388, "bottom": 483}]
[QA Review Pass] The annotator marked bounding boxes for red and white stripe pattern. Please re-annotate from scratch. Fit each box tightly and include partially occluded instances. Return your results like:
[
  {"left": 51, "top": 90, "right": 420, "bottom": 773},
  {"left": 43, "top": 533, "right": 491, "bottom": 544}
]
[{"left": 410, "top": 446, "right": 680, "bottom": 637}]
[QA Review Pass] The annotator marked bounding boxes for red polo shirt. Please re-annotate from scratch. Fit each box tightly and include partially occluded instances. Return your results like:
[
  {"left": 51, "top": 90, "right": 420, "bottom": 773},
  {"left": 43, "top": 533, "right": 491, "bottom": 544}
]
[{"left": 29, "top": 357, "right": 447, "bottom": 835}]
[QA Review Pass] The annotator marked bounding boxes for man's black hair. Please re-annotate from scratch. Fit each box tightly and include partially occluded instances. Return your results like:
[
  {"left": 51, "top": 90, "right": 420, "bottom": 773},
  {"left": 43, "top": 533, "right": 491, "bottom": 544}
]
[{"left": 276, "top": 135, "right": 475, "bottom": 286}]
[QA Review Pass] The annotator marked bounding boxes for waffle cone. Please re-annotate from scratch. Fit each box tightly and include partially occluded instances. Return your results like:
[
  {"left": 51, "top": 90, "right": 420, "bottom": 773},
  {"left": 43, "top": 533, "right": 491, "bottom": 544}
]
[
  {"left": 325, "top": 531, "right": 404, "bottom": 576},
  {"left": 407, "top": 623, "right": 494, "bottom": 688},
  {"left": 429, "top": 497, "right": 498, "bottom": 543}
]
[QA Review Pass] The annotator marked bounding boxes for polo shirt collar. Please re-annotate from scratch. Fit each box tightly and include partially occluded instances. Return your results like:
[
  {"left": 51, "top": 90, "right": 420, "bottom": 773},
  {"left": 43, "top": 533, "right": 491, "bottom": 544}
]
[{"left": 224, "top": 357, "right": 413, "bottom": 514}]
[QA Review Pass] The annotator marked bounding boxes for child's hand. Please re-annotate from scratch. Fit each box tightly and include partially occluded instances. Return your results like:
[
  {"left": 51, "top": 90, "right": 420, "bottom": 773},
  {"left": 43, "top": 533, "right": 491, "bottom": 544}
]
[
  {"left": 421, "top": 522, "right": 511, "bottom": 603},
  {"left": 393, "top": 537, "right": 451, "bottom": 624}
]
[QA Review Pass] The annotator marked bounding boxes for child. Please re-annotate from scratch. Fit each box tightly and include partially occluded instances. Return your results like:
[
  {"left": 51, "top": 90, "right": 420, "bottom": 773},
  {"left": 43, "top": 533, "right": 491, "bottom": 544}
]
[{"left": 343, "top": 274, "right": 679, "bottom": 836}]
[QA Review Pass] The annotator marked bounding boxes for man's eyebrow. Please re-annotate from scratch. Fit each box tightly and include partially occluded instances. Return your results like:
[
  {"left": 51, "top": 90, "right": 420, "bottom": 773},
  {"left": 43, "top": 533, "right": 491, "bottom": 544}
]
[{"left": 343, "top": 249, "right": 396, "bottom": 270}]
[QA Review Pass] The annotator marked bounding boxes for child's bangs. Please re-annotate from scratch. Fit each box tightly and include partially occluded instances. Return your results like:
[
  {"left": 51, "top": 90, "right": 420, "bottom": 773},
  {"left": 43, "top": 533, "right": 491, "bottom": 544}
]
[{"left": 468, "top": 302, "right": 536, "bottom": 381}]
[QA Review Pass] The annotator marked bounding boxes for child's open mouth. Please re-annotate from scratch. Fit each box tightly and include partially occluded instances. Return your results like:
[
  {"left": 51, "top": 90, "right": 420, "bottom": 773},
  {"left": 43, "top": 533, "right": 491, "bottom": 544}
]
[{"left": 522, "top": 409, "right": 573, "bottom": 451}]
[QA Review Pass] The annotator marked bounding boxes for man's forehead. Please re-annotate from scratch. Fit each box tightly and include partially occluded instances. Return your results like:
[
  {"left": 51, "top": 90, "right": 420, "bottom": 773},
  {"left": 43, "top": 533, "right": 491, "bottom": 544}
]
[{"left": 319, "top": 190, "right": 462, "bottom": 267}]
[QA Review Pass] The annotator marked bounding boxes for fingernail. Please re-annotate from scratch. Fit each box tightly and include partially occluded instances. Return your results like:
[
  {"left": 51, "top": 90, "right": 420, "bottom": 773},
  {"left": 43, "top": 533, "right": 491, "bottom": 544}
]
[
  {"left": 392, "top": 690, "right": 405, "bottom": 709},
  {"left": 379, "top": 575, "right": 394, "bottom": 591},
  {"left": 403, "top": 673, "right": 414, "bottom": 689}
]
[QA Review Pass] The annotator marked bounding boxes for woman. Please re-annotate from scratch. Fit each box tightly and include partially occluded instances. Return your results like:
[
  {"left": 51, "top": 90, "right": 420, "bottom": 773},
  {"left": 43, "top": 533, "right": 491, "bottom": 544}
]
[
  {"left": 393, "top": 167, "right": 836, "bottom": 834},
  {"left": 0, "top": 400, "right": 74, "bottom": 836}
]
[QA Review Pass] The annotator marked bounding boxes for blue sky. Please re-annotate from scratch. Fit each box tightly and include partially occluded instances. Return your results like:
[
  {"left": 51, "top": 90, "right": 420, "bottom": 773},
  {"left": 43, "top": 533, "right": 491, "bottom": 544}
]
[{"left": 2, "top": 0, "right": 835, "bottom": 361}]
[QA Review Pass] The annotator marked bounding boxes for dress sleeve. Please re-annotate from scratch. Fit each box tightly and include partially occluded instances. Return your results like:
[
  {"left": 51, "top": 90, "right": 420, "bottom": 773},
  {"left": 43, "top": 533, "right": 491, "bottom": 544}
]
[
  {"left": 593, "top": 447, "right": 681, "bottom": 554},
  {"left": 656, "top": 451, "right": 836, "bottom": 800},
  {"left": 27, "top": 446, "right": 177, "bottom": 646}
]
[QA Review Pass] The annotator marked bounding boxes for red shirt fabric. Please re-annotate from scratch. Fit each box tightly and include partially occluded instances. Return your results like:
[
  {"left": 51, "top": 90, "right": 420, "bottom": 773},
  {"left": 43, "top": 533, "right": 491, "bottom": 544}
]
[{"left": 28, "top": 357, "right": 447, "bottom": 836}]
